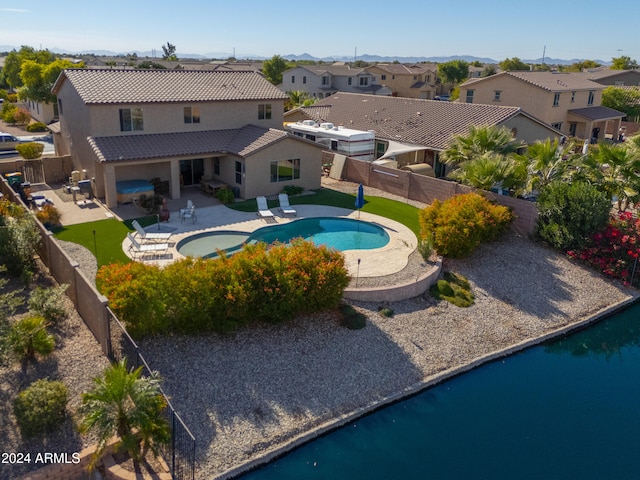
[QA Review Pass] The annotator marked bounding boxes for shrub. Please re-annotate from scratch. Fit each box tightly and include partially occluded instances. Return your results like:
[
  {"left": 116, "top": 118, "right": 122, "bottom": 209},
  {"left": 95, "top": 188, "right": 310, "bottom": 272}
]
[
  {"left": 429, "top": 271, "right": 474, "bottom": 307},
  {"left": 28, "top": 284, "right": 68, "bottom": 323},
  {"left": 419, "top": 193, "right": 513, "bottom": 258},
  {"left": 215, "top": 187, "right": 235, "bottom": 204},
  {"left": 10, "top": 107, "right": 31, "bottom": 125},
  {"left": 378, "top": 306, "right": 394, "bottom": 317},
  {"left": 14, "top": 379, "right": 68, "bottom": 438},
  {"left": 35, "top": 204, "right": 61, "bottom": 228},
  {"left": 417, "top": 235, "right": 434, "bottom": 262},
  {"left": 26, "top": 122, "right": 47, "bottom": 132},
  {"left": 0, "top": 216, "right": 41, "bottom": 282},
  {"left": 7, "top": 315, "right": 55, "bottom": 361},
  {"left": 16, "top": 142, "right": 45, "bottom": 160},
  {"left": 1, "top": 101, "right": 17, "bottom": 122},
  {"left": 282, "top": 185, "right": 304, "bottom": 196},
  {"left": 536, "top": 181, "right": 611, "bottom": 251},
  {"left": 339, "top": 303, "right": 366, "bottom": 329},
  {"left": 137, "top": 193, "right": 162, "bottom": 214}
]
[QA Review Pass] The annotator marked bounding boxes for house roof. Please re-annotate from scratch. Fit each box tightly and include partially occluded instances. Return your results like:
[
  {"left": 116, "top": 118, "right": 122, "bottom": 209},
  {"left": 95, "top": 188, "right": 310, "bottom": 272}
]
[
  {"left": 286, "top": 92, "right": 538, "bottom": 150},
  {"left": 52, "top": 69, "right": 287, "bottom": 104},
  {"left": 580, "top": 68, "right": 640, "bottom": 81},
  {"left": 87, "top": 125, "right": 293, "bottom": 162},
  {"left": 293, "top": 64, "right": 368, "bottom": 77},
  {"left": 461, "top": 71, "right": 604, "bottom": 92},
  {"left": 567, "top": 105, "right": 626, "bottom": 121},
  {"left": 367, "top": 63, "right": 437, "bottom": 75}
]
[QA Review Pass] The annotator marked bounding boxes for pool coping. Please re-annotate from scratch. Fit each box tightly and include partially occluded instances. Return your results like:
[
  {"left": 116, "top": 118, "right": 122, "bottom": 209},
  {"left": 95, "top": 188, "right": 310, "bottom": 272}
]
[{"left": 213, "top": 294, "right": 639, "bottom": 480}]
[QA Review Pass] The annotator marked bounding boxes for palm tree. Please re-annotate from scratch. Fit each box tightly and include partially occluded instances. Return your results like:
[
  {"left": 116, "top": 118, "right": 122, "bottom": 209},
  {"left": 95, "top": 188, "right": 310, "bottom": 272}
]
[
  {"left": 514, "top": 138, "right": 577, "bottom": 193},
  {"left": 79, "top": 359, "right": 170, "bottom": 470},
  {"left": 449, "top": 151, "right": 525, "bottom": 192},
  {"left": 285, "top": 90, "right": 316, "bottom": 110},
  {"left": 441, "top": 125, "right": 525, "bottom": 167}
]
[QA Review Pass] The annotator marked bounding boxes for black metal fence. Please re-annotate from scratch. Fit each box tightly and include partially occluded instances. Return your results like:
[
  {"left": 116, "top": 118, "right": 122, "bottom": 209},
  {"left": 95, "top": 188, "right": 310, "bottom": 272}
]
[{"left": 107, "top": 308, "right": 196, "bottom": 480}]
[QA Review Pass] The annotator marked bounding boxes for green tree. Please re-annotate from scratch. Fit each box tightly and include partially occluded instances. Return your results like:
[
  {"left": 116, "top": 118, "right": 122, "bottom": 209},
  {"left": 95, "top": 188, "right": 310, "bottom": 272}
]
[
  {"left": 437, "top": 60, "right": 469, "bottom": 88},
  {"left": 7, "top": 315, "right": 55, "bottom": 362},
  {"left": 566, "top": 59, "right": 601, "bottom": 72},
  {"left": 161, "top": 42, "right": 177, "bottom": 61},
  {"left": 602, "top": 86, "right": 640, "bottom": 122},
  {"left": 79, "top": 359, "right": 170, "bottom": 469},
  {"left": 611, "top": 55, "right": 638, "bottom": 70},
  {"left": 285, "top": 90, "right": 316, "bottom": 110},
  {"left": 481, "top": 65, "right": 497, "bottom": 77},
  {"left": 441, "top": 124, "right": 525, "bottom": 167},
  {"left": 499, "top": 57, "right": 529, "bottom": 71},
  {"left": 514, "top": 138, "right": 577, "bottom": 193},
  {"left": 3, "top": 47, "right": 55, "bottom": 89},
  {"left": 449, "top": 152, "right": 525, "bottom": 192},
  {"left": 263, "top": 55, "right": 288, "bottom": 85}
]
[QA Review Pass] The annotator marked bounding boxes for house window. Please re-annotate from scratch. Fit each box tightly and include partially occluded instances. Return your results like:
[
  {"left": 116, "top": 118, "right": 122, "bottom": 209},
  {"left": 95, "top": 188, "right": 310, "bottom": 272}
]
[
  {"left": 348, "top": 77, "right": 352, "bottom": 86},
  {"left": 235, "top": 161, "right": 243, "bottom": 185},
  {"left": 213, "top": 157, "right": 220, "bottom": 176},
  {"left": 291, "top": 75, "right": 295, "bottom": 83},
  {"left": 258, "top": 104, "right": 272, "bottom": 120},
  {"left": 119, "top": 108, "right": 143, "bottom": 131},
  {"left": 359, "top": 77, "right": 369, "bottom": 86},
  {"left": 427, "top": 74, "right": 431, "bottom": 82},
  {"left": 571, "top": 91, "right": 576, "bottom": 103},
  {"left": 183, "top": 106, "right": 200, "bottom": 124},
  {"left": 413, "top": 75, "right": 417, "bottom": 80},
  {"left": 465, "top": 90, "right": 474, "bottom": 103},
  {"left": 588, "top": 90, "right": 595, "bottom": 105},
  {"left": 494, "top": 90, "right": 502, "bottom": 101},
  {"left": 303, "top": 76, "right": 307, "bottom": 84},
  {"left": 551, "top": 122, "right": 562, "bottom": 130},
  {"left": 381, "top": 74, "right": 387, "bottom": 81},
  {"left": 553, "top": 93, "right": 560, "bottom": 107},
  {"left": 270, "top": 159, "right": 300, "bottom": 182},
  {"left": 322, "top": 76, "right": 329, "bottom": 85},
  {"left": 305, "top": 134, "right": 316, "bottom": 141}
]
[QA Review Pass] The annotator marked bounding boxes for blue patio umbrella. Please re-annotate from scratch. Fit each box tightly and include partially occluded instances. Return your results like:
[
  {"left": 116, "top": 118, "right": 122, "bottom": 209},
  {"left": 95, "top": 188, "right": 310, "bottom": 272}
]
[{"left": 355, "top": 183, "right": 365, "bottom": 213}]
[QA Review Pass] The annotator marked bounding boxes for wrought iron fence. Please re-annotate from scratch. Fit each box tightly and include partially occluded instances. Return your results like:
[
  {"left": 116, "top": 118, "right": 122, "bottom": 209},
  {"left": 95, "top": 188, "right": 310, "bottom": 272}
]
[{"left": 107, "top": 308, "right": 196, "bottom": 480}]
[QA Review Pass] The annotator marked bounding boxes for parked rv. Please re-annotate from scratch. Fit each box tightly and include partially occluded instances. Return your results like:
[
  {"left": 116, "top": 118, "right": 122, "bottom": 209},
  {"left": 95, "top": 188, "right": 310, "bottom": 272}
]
[{"left": 285, "top": 121, "right": 376, "bottom": 161}]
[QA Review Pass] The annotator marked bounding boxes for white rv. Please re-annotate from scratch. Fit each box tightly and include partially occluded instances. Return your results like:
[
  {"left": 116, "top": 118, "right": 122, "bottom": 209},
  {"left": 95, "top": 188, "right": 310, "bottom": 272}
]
[{"left": 285, "top": 120, "right": 375, "bottom": 161}]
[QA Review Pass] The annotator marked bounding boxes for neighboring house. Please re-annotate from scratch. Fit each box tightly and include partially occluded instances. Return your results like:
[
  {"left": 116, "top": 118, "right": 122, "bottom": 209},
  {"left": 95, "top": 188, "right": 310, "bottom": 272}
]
[
  {"left": 459, "top": 71, "right": 625, "bottom": 142},
  {"left": 51, "top": 69, "right": 323, "bottom": 208},
  {"left": 364, "top": 63, "right": 438, "bottom": 99},
  {"left": 284, "top": 92, "right": 561, "bottom": 175},
  {"left": 580, "top": 68, "right": 640, "bottom": 87},
  {"left": 26, "top": 99, "right": 57, "bottom": 124},
  {"left": 280, "top": 64, "right": 392, "bottom": 99}
]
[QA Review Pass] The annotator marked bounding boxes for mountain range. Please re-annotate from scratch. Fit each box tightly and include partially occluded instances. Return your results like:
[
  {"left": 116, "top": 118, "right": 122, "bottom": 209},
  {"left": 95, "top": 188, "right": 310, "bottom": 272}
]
[{"left": 0, "top": 45, "right": 607, "bottom": 66}]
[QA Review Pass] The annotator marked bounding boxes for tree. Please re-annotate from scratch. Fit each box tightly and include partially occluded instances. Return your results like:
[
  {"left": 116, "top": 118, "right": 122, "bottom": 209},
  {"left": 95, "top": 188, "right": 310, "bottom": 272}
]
[
  {"left": 437, "top": 60, "right": 469, "bottom": 88},
  {"left": 602, "top": 86, "right": 640, "bottom": 122},
  {"left": 449, "top": 151, "right": 525, "bottom": 192},
  {"left": 2, "top": 47, "right": 55, "bottom": 89},
  {"left": 79, "top": 359, "right": 170, "bottom": 469},
  {"left": 19, "top": 58, "right": 83, "bottom": 104},
  {"left": 263, "top": 55, "right": 288, "bottom": 85},
  {"left": 566, "top": 59, "right": 601, "bottom": 72},
  {"left": 481, "top": 65, "right": 497, "bottom": 77},
  {"left": 499, "top": 57, "right": 529, "bottom": 71},
  {"left": 611, "top": 56, "right": 638, "bottom": 70},
  {"left": 285, "top": 90, "right": 317, "bottom": 110},
  {"left": 441, "top": 125, "right": 525, "bottom": 167},
  {"left": 161, "top": 42, "right": 177, "bottom": 61},
  {"left": 514, "top": 138, "right": 577, "bottom": 193}
]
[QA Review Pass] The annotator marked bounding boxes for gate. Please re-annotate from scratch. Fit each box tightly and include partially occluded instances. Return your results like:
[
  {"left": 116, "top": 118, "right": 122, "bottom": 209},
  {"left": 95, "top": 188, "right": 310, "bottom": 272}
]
[{"left": 21, "top": 159, "right": 46, "bottom": 184}]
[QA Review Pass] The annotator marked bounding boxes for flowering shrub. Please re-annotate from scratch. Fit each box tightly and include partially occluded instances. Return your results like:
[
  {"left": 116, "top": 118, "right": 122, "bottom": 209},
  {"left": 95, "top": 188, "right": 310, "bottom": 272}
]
[
  {"left": 97, "top": 240, "right": 350, "bottom": 337},
  {"left": 568, "top": 211, "right": 640, "bottom": 287},
  {"left": 419, "top": 193, "right": 513, "bottom": 258}
]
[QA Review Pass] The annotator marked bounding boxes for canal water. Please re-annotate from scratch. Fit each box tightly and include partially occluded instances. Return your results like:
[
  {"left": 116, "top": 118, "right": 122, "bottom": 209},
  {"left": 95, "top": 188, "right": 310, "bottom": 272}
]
[{"left": 240, "top": 302, "right": 640, "bottom": 480}]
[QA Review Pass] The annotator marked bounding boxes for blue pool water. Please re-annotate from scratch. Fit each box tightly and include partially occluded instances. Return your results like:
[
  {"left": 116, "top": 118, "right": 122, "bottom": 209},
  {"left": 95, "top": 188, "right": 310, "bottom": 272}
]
[
  {"left": 177, "top": 217, "right": 389, "bottom": 258},
  {"left": 239, "top": 303, "right": 640, "bottom": 480}
]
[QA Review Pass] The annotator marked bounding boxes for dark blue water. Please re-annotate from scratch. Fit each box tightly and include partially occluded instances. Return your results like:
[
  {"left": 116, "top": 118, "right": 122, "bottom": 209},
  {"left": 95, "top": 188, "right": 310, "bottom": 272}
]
[{"left": 240, "top": 303, "right": 640, "bottom": 480}]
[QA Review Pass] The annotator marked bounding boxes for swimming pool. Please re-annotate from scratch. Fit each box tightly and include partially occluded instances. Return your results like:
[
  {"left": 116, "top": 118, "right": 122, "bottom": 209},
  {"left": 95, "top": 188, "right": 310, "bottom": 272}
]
[{"left": 176, "top": 217, "right": 390, "bottom": 259}]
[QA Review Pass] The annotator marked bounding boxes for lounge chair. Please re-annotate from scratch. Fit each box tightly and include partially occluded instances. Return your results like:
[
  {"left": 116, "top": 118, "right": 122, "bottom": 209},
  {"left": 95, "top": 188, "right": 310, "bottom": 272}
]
[
  {"left": 131, "top": 219, "right": 172, "bottom": 242},
  {"left": 181, "top": 205, "right": 197, "bottom": 223},
  {"left": 277, "top": 193, "right": 297, "bottom": 216},
  {"left": 127, "top": 233, "right": 168, "bottom": 260},
  {"left": 256, "top": 196, "right": 275, "bottom": 221}
]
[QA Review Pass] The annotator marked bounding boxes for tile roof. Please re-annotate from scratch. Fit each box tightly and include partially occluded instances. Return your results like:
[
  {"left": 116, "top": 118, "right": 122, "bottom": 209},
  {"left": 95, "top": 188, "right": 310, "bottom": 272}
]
[
  {"left": 289, "top": 92, "right": 527, "bottom": 150},
  {"left": 53, "top": 69, "right": 288, "bottom": 104},
  {"left": 567, "top": 106, "right": 626, "bottom": 120},
  {"left": 580, "top": 68, "right": 640, "bottom": 80},
  {"left": 462, "top": 71, "right": 604, "bottom": 92},
  {"left": 87, "top": 125, "right": 290, "bottom": 162},
  {"left": 296, "top": 64, "right": 367, "bottom": 77},
  {"left": 367, "top": 63, "right": 436, "bottom": 75}
]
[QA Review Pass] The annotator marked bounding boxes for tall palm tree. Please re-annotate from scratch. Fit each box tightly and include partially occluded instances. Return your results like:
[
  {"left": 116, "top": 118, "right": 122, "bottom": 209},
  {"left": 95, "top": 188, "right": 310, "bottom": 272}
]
[
  {"left": 79, "top": 359, "right": 170, "bottom": 469},
  {"left": 441, "top": 124, "right": 525, "bottom": 167},
  {"left": 450, "top": 151, "right": 525, "bottom": 192},
  {"left": 514, "top": 138, "right": 577, "bottom": 193}
]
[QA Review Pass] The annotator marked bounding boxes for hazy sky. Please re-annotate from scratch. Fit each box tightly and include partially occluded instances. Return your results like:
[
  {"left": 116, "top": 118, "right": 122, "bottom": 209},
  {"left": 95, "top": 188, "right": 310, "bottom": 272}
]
[{"left": 1, "top": 0, "right": 637, "bottom": 61}]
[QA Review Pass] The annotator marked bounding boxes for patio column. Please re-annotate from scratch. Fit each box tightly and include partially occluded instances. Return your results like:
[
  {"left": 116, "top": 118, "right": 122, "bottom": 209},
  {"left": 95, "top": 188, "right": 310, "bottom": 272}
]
[
  {"left": 170, "top": 160, "right": 181, "bottom": 200},
  {"left": 103, "top": 164, "right": 117, "bottom": 208}
]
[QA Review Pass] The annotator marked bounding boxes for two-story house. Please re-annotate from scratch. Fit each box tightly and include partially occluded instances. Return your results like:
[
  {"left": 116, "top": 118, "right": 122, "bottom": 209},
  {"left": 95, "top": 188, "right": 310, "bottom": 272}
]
[
  {"left": 51, "top": 69, "right": 323, "bottom": 208},
  {"left": 280, "top": 64, "right": 391, "bottom": 99},
  {"left": 365, "top": 63, "right": 438, "bottom": 99},
  {"left": 459, "top": 71, "right": 625, "bottom": 142},
  {"left": 580, "top": 68, "right": 640, "bottom": 87}
]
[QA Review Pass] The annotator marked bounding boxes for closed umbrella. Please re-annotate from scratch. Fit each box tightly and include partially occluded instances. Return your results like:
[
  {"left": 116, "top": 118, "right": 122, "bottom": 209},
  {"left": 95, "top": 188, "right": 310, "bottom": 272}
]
[{"left": 355, "top": 183, "right": 365, "bottom": 218}]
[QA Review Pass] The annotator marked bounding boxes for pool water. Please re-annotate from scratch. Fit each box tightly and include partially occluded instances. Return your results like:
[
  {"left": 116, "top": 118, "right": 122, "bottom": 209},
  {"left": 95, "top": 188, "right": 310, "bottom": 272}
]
[
  {"left": 239, "top": 303, "right": 640, "bottom": 480},
  {"left": 177, "top": 217, "right": 389, "bottom": 258}
]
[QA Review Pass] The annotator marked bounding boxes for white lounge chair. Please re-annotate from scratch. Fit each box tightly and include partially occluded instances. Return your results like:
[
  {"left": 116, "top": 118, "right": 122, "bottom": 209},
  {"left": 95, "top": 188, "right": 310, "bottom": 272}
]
[
  {"left": 277, "top": 193, "right": 297, "bottom": 216},
  {"left": 131, "top": 219, "right": 172, "bottom": 242},
  {"left": 127, "top": 233, "right": 168, "bottom": 260},
  {"left": 256, "top": 196, "right": 275, "bottom": 221}
]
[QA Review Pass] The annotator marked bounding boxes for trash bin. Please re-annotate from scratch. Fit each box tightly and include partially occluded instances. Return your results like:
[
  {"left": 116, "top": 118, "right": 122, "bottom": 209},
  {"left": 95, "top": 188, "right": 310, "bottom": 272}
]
[{"left": 5, "top": 172, "right": 23, "bottom": 191}]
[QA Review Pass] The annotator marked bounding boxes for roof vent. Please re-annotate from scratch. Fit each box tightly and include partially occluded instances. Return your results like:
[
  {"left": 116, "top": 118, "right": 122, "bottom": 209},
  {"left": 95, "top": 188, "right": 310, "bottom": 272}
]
[
  {"left": 302, "top": 120, "right": 316, "bottom": 126},
  {"left": 320, "top": 122, "right": 334, "bottom": 129}
]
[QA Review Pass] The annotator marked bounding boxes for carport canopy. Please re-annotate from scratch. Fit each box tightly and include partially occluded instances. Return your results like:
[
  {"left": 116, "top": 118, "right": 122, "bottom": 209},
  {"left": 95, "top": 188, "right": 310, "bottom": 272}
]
[{"left": 378, "top": 140, "right": 429, "bottom": 160}]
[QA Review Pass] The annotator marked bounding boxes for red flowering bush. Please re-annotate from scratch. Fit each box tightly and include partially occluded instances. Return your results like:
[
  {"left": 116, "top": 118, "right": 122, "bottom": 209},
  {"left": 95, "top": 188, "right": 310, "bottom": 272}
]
[
  {"left": 568, "top": 211, "right": 640, "bottom": 287},
  {"left": 96, "top": 240, "right": 350, "bottom": 337},
  {"left": 419, "top": 193, "right": 513, "bottom": 258}
]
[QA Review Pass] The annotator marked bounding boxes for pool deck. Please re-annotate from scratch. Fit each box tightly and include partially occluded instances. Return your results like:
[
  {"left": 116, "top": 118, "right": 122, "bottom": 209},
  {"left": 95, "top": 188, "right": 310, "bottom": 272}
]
[{"left": 127, "top": 204, "right": 417, "bottom": 278}]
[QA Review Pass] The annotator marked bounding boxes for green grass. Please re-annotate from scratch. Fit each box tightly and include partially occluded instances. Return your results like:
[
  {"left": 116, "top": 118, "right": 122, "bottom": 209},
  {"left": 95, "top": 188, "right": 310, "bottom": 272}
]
[
  {"left": 53, "top": 218, "right": 133, "bottom": 267},
  {"left": 229, "top": 188, "right": 421, "bottom": 236}
]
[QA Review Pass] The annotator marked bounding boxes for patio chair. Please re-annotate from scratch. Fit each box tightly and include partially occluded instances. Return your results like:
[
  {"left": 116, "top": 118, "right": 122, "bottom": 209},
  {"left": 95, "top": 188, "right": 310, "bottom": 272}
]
[
  {"left": 181, "top": 205, "right": 197, "bottom": 223},
  {"left": 127, "top": 233, "right": 168, "bottom": 260},
  {"left": 131, "top": 219, "right": 172, "bottom": 242},
  {"left": 179, "top": 200, "right": 194, "bottom": 219},
  {"left": 277, "top": 193, "right": 297, "bottom": 217},
  {"left": 256, "top": 196, "right": 275, "bottom": 221}
]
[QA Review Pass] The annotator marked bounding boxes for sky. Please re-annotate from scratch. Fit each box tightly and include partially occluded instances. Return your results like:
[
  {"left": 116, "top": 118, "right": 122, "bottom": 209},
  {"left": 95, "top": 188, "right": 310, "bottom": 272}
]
[{"left": 1, "top": 0, "right": 638, "bottom": 62}]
